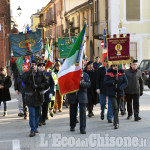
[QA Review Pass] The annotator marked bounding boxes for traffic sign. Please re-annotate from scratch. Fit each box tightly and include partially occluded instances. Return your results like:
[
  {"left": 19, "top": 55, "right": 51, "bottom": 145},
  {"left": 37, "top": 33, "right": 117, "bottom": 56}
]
[{"left": 101, "top": 40, "right": 104, "bottom": 48}]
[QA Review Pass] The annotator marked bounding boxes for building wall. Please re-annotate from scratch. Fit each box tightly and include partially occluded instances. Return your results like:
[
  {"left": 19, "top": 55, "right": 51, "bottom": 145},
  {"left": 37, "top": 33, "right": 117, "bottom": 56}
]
[
  {"left": 31, "top": 16, "right": 40, "bottom": 30},
  {"left": 0, "top": 0, "right": 10, "bottom": 69},
  {"left": 108, "top": 0, "right": 150, "bottom": 62}
]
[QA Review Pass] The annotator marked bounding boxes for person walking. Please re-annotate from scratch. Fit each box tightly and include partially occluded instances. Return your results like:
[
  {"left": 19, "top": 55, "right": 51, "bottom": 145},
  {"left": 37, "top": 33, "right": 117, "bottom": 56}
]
[
  {"left": 125, "top": 60, "right": 143, "bottom": 121},
  {"left": 67, "top": 71, "right": 91, "bottom": 134},
  {"left": 104, "top": 65, "right": 128, "bottom": 129},
  {"left": 84, "top": 61, "right": 97, "bottom": 117},
  {"left": 22, "top": 60, "right": 48, "bottom": 137},
  {"left": 96, "top": 57, "right": 113, "bottom": 123},
  {"left": 93, "top": 56, "right": 102, "bottom": 71},
  {"left": 0, "top": 67, "right": 12, "bottom": 116}
]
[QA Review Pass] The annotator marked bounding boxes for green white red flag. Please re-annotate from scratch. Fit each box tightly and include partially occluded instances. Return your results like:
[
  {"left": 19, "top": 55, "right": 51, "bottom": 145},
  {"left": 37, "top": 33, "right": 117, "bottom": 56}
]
[
  {"left": 58, "top": 25, "right": 86, "bottom": 95},
  {"left": 45, "top": 40, "right": 53, "bottom": 69}
]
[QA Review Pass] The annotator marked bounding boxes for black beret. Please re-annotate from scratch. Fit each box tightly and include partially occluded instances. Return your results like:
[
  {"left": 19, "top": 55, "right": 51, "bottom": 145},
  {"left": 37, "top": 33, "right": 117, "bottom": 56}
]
[
  {"left": 31, "top": 60, "right": 37, "bottom": 64},
  {"left": 132, "top": 59, "right": 138, "bottom": 63},
  {"left": 95, "top": 56, "right": 100, "bottom": 59},
  {"left": 38, "top": 62, "right": 45, "bottom": 67},
  {"left": 87, "top": 61, "right": 93, "bottom": 66}
]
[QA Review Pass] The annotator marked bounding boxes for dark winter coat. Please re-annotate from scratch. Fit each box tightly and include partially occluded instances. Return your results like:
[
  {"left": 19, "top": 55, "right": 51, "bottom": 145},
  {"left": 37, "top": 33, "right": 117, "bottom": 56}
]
[
  {"left": 104, "top": 68, "right": 128, "bottom": 97},
  {"left": 0, "top": 74, "right": 12, "bottom": 102},
  {"left": 85, "top": 68, "right": 97, "bottom": 105},
  {"left": 93, "top": 62, "right": 102, "bottom": 71},
  {"left": 96, "top": 66, "right": 108, "bottom": 95},
  {"left": 67, "top": 72, "right": 91, "bottom": 104},
  {"left": 22, "top": 69, "right": 49, "bottom": 107},
  {"left": 125, "top": 68, "right": 143, "bottom": 95},
  {"left": 43, "top": 71, "right": 54, "bottom": 103}
]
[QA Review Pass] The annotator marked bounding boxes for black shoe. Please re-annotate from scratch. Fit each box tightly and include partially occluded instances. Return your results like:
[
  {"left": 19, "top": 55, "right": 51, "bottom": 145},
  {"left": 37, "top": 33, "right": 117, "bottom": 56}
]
[
  {"left": 36, "top": 130, "right": 39, "bottom": 133},
  {"left": 24, "top": 116, "right": 27, "bottom": 120},
  {"left": 18, "top": 113, "right": 24, "bottom": 117},
  {"left": 127, "top": 116, "right": 132, "bottom": 120},
  {"left": 42, "top": 122, "right": 46, "bottom": 125},
  {"left": 92, "top": 112, "right": 94, "bottom": 116},
  {"left": 114, "top": 124, "right": 119, "bottom": 129},
  {"left": 29, "top": 132, "right": 36, "bottom": 137},
  {"left": 50, "top": 111, "right": 54, "bottom": 117},
  {"left": 101, "top": 115, "right": 104, "bottom": 120},
  {"left": 76, "top": 119, "right": 79, "bottom": 123},
  {"left": 108, "top": 120, "right": 113, "bottom": 123},
  {"left": 38, "top": 122, "right": 42, "bottom": 126},
  {"left": 3, "top": 111, "right": 7, "bottom": 116},
  {"left": 134, "top": 116, "right": 141, "bottom": 121},
  {"left": 121, "top": 111, "right": 125, "bottom": 116},
  {"left": 70, "top": 127, "right": 75, "bottom": 131},
  {"left": 88, "top": 113, "right": 92, "bottom": 118},
  {"left": 80, "top": 130, "right": 86, "bottom": 134}
]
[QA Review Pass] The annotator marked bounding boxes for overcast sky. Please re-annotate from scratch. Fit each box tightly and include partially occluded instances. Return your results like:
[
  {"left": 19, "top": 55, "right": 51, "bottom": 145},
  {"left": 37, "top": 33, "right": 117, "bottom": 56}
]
[{"left": 10, "top": 0, "right": 50, "bottom": 31}]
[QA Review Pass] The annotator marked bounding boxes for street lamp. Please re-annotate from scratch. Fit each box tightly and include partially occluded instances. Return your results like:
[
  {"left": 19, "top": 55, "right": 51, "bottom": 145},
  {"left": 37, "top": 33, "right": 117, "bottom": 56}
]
[{"left": 17, "top": 6, "right": 22, "bottom": 16}]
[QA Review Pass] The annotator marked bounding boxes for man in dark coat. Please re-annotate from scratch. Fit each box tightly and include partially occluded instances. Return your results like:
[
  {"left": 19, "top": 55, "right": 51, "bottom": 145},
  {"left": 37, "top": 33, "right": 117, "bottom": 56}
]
[
  {"left": 67, "top": 71, "right": 91, "bottom": 134},
  {"left": 96, "top": 57, "right": 113, "bottom": 123},
  {"left": 84, "top": 61, "right": 97, "bottom": 117},
  {"left": 38, "top": 62, "right": 54, "bottom": 126},
  {"left": 93, "top": 56, "right": 102, "bottom": 71},
  {"left": 104, "top": 65, "right": 128, "bottom": 129},
  {"left": 125, "top": 60, "right": 143, "bottom": 121},
  {"left": 22, "top": 60, "right": 48, "bottom": 137},
  {"left": 0, "top": 67, "right": 12, "bottom": 116}
]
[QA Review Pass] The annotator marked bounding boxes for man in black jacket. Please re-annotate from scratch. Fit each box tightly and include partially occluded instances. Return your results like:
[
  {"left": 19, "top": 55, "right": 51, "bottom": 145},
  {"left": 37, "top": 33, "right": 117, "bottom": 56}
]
[
  {"left": 125, "top": 60, "right": 143, "bottom": 121},
  {"left": 22, "top": 60, "right": 48, "bottom": 137},
  {"left": 96, "top": 57, "right": 113, "bottom": 123},
  {"left": 38, "top": 62, "right": 54, "bottom": 126},
  {"left": 67, "top": 71, "right": 91, "bottom": 134}
]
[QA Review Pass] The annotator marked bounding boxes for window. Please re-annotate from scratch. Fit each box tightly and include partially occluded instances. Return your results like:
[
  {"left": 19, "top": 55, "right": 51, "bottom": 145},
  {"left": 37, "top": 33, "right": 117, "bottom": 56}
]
[
  {"left": 126, "top": 0, "right": 140, "bottom": 21},
  {"left": 95, "top": 0, "right": 98, "bottom": 22},
  {"left": 130, "top": 42, "right": 137, "bottom": 59}
]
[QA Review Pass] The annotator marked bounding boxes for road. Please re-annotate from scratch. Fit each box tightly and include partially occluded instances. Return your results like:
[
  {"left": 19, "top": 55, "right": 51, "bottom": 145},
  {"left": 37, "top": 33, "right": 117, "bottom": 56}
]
[{"left": 0, "top": 85, "right": 150, "bottom": 150}]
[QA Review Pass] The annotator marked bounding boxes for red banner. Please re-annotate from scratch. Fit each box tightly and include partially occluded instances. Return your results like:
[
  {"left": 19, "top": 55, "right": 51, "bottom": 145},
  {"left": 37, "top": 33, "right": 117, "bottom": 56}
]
[{"left": 107, "top": 35, "right": 130, "bottom": 65}]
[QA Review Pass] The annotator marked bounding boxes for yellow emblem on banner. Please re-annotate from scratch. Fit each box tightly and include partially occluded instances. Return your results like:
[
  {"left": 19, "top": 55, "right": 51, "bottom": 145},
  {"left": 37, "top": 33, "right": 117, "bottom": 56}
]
[{"left": 115, "top": 44, "right": 122, "bottom": 56}]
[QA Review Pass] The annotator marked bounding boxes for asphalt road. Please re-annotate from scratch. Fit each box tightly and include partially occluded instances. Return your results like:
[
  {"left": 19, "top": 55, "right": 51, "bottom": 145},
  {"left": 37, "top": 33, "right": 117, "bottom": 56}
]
[{"left": 0, "top": 85, "right": 150, "bottom": 150}]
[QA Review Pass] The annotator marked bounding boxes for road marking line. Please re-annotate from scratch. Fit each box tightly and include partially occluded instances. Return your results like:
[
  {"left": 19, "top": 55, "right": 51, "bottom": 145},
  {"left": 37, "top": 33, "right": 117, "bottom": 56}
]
[{"left": 12, "top": 139, "right": 20, "bottom": 150}]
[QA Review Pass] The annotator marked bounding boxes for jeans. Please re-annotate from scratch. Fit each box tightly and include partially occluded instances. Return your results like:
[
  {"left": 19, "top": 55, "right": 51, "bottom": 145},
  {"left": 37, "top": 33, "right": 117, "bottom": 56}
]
[
  {"left": 100, "top": 94, "right": 113, "bottom": 120},
  {"left": 70, "top": 103, "right": 86, "bottom": 131},
  {"left": 28, "top": 106, "right": 41, "bottom": 133},
  {"left": 109, "top": 96, "right": 121, "bottom": 124}
]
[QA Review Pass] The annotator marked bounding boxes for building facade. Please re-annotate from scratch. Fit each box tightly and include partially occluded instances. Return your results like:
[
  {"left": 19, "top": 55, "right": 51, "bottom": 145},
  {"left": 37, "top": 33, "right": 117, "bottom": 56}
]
[
  {"left": 0, "top": 0, "right": 10, "bottom": 69},
  {"left": 108, "top": 0, "right": 150, "bottom": 62}
]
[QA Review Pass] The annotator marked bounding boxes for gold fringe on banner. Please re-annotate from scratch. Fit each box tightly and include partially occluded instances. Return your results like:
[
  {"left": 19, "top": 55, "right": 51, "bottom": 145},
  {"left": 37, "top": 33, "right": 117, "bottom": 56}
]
[{"left": 108, "top": 59, "right": 131, "bottom": 66}]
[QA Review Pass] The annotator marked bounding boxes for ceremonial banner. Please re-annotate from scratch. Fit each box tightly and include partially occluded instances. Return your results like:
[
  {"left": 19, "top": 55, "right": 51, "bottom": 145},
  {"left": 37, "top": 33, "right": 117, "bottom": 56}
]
[
  {"left": 58, "top": 36, "right": 77, "bottom": 58},
  {"left": 107, "top": 34, "right": 130, "bottom": 65},
  {"left": 58, "top": 25, "right": 86, "bottom": 95},
  {"left": 10, "top": 29, "right": 43, "bottom": 57}
]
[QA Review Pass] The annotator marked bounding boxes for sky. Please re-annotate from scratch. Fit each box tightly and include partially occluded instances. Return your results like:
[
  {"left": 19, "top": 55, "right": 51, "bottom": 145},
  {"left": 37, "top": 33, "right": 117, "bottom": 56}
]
[{"left": 10, "top": 0, "right": 50, "bottom": 31}]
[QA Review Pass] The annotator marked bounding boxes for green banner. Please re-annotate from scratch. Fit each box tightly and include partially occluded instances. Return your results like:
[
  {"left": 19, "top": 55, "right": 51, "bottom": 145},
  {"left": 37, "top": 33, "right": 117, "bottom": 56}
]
[{"left": 58, "top": 36, "right": 77, "bottom": 58}]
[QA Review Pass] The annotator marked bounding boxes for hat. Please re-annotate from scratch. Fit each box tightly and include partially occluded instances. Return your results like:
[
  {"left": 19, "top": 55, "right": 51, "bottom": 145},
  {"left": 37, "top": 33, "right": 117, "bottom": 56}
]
[
  {"left": 87, "top": 61, "right": 93, "bottom": 66},
  {"left": 38, "top": 62, "right": 45, "bottom": 67},
  {"left": 31, "top": 60, "right": 37, "bottom": 65},
  {"left": 104, "top": 56, "right": 108, "bottom": 62},
  {"left": 132, "top": 59, "right": 138, "bottom": 63},
  {"left": 95, "top": 56, "right": 100, "bottom": 59}
]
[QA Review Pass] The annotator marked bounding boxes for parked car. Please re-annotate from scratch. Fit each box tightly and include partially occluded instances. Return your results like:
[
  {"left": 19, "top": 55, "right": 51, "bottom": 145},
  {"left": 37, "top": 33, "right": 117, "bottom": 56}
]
[{"left": 139, "top": 59, "right": 150, "bottom": 87}]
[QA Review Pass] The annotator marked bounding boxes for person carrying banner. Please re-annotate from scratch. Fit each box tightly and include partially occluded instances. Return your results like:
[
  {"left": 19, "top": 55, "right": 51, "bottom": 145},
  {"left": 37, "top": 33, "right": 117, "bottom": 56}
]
[
  {"left": 104, "top": 65, "right": 128, "bottom": 129},
  {"left": 125, "top": 60, "right": 143, "bottom": 121},
  {"left": 67, "top": 71, "right": 91, "bottom": 134},
  {"left": 22, "top": 60, "right": 48, "bottom": 137}
]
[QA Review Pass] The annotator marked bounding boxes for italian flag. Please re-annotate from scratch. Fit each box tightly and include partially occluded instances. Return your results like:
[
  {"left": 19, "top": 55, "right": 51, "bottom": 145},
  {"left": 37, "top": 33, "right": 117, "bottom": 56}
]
[
  {"left": 58, "top": 25, "right": 86, "bottom": 95},
  {"left": 45, "top": 40, "right": 53, "bottom": 69}
]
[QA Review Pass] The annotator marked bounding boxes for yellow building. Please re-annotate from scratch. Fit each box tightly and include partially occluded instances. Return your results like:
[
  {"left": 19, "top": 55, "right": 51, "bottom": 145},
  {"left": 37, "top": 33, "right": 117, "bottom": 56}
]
[
  {"left": 63, "top": 0, "right": 107, "bottom": 61},
  {"left": 108, "top": 0, "right": 150, "bottom": 62},
  {"left": 30, "top": 11, "right": 41, "bottom": 30}
]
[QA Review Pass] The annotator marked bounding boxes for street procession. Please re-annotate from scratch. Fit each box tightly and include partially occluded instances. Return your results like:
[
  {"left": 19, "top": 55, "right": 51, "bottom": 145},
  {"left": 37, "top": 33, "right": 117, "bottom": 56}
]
[{"left": 0, "top": 0, "right": 150, "bottom": 149}]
